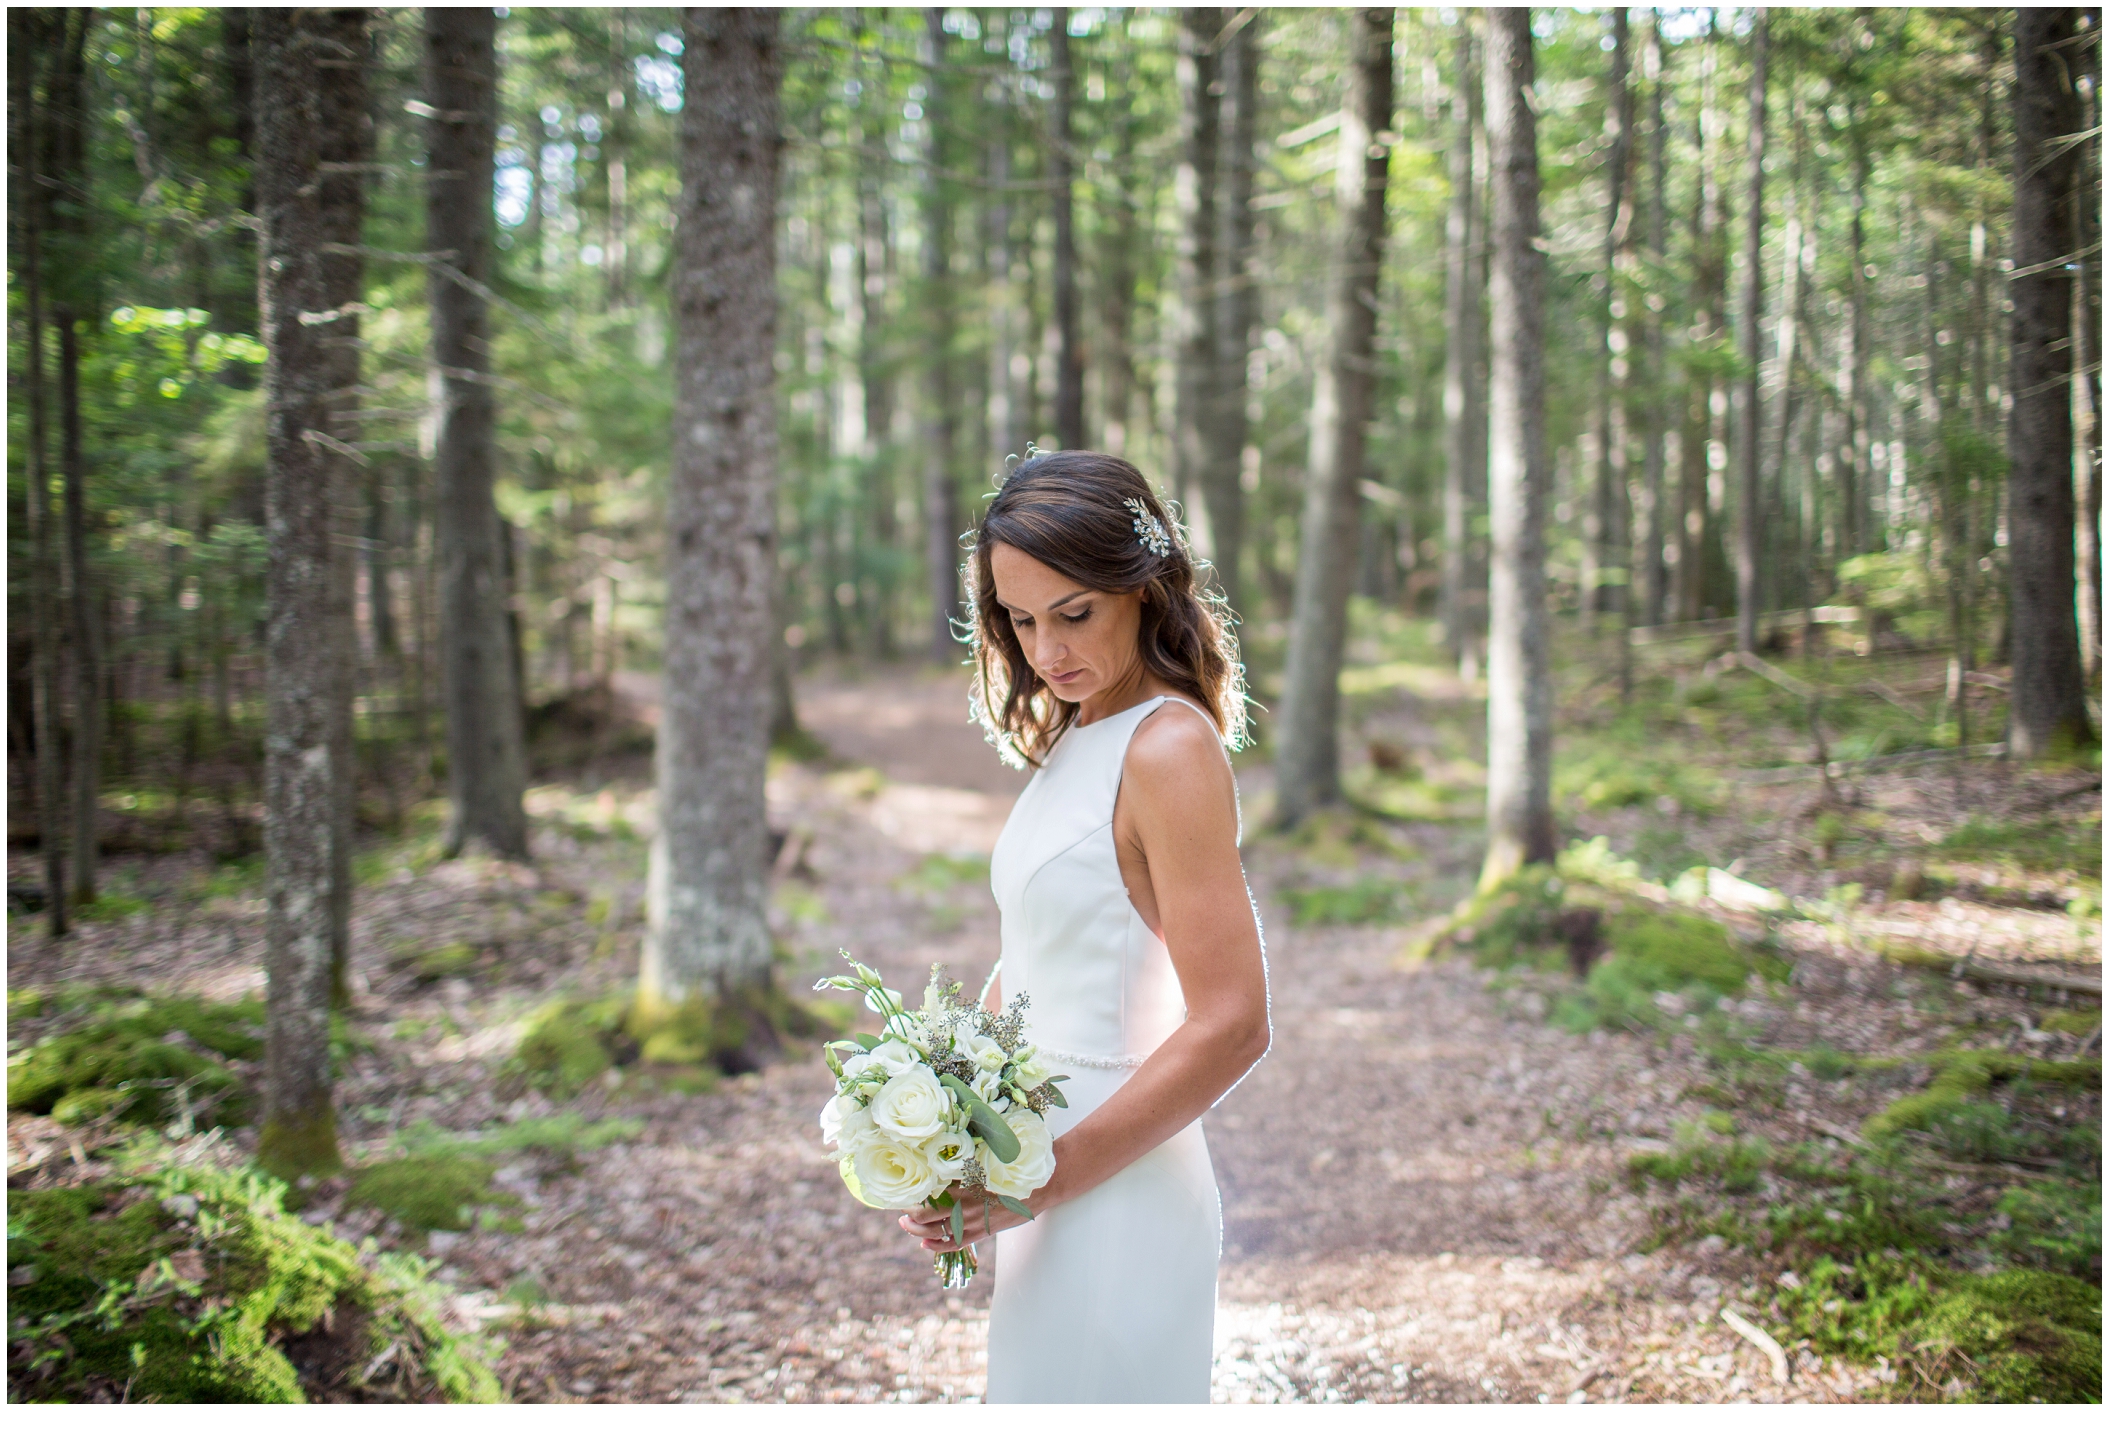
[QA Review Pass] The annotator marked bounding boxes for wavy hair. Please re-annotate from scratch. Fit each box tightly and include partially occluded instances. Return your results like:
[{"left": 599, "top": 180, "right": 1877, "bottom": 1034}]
[{"left": 962, "top": 450, "right": 1247, "bottom": 768}]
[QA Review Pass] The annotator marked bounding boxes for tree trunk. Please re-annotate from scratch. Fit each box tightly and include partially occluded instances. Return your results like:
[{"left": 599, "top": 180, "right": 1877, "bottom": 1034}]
[
  {"left": 1587, "top": 9, "right": 1633, "bottom": 621},
  {"left": 255, "top": 9, "right": 347, "bottom": 1180},
  {"left": 314, "top": 7, "right": 369, "bottom": 1006},
  {"left": 1480, "top": 6, "right": 1555, "bottom": 887},
  {"left": 1733, "top": 11, "right": 1767, "bottom": 656},
  {"left": 49, "top": 12, "right": 97, "bottom": 906},
  {"left": 1440, "top": 19, "right": 1483, "bottom": 665},
  {"left": 1274, "top": 7, "right": 1395, "bottom": 827},
  {"left": 1840, "top": 108, "right": 1870, "bottom": 557},
  {"left": 857, "top": 157, "right": 895, "bottom": 658},
  {"left": 1636, "top": 12, "right": 1669, "bottom": 626},
  {"left": 1049, "top": 13, "right": 1084, "bottom": 449},
  {"left": 12, "top": 11, "right": 68, "bottom": 935},
  {"left": 643, "top": 7, "right": 784, "bottom": 1025},
  {"left": 1205, "top": 8, "right": 1263, "bottom": 618},
  {"left": 2006, "top": 7, "right": 2094, "bottom": 757},
  {"left": 426, "top": 8, "right": 530, "bottom": 858},
  {"left": 922, "top": 8, "right": 960, "bottom": 662},
  {"left": 1173, "top": 9, "right": 1222, "bottom": 526}
]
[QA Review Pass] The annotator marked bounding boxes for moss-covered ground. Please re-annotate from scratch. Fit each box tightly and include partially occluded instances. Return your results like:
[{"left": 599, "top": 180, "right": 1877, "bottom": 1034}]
[{"left": 7, "top": 1142, "right": 501, "bottom": 1402}]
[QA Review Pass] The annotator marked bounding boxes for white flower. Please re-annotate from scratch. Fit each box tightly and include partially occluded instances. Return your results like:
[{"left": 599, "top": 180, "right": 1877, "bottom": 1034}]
[
  {"left": 864, "top": 986, "right": 906, "bottom": 1015},
  {"left": 1010, "top": 1050, "right": 1052, "bottom": 1091},
  {"left": 820, "top": 1092, "right": 875, "bottom": 1152},
  {"left": 868, "top": 1065, "right": 950, "bottom": 1141},
  {"left": 919, "top": 1128, "right": 975, "bottom": 1182},
  {"left": 957, "top": 1031, "right": 1008, "bottom": 1075},
  {"left": 865, "top": 1038, "right": 923, "bottom": 1078},
  {"left": 884, "top": 1012, "right": 931, "bottom": 1049},
  {"left": 979, "top": 1107, "right": 1055, "bottom": 1197},
  {"left": 972, "top": 1069, "right": 1003, "bottom": 1104},
  {"left": 851, "top": 1132, "right": 940, "bottom": 1209}
]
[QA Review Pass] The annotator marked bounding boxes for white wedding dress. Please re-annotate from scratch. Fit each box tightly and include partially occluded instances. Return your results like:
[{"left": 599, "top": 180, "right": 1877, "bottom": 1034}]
[{"left": 982, "top": 694, "right": 1237, "bottom": 1404}]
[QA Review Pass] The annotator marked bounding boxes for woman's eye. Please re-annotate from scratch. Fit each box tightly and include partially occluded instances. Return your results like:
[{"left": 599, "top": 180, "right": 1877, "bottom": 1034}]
[
  {"left": 1060, "top": 608, "right": 1092, "bottom": 624},
  {"left": 1010, "top": 614, "right": 1033, "bottom": 629}
]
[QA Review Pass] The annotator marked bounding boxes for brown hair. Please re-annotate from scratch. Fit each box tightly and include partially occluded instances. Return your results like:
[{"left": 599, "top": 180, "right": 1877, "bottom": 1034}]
[{"left": 964, "top": 450, "right": 1247, "bottom": 767}]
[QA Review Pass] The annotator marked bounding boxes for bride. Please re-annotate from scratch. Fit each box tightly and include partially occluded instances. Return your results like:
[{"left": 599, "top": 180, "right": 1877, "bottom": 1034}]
[{"left": 897, "top": 450, "right": 1271, "bottom": 1403}]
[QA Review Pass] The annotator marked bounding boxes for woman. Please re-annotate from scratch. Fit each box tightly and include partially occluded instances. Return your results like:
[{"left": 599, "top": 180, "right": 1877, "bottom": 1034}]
[{"left": 897, "top": 450, "right": 1271, "bottom": 1403}]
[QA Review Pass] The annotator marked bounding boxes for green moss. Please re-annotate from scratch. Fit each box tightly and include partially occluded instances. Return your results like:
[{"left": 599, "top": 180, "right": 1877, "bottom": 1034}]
[
  {"left": 7, "top": 1158, "right": 502, "bottom": 1402},
  {"left": 508, "top": 995, "right": 631, "bottom": 1098},
  {"left": 2041, "top": 1009, "right": 2102, "bottom": 1036},
  {"left": 8, "top": 990, "right": 265, "bottom": 1129},
  {"left": 256, "top": 1107, "right": 344, "bottom": 1181},
  {"left": 347, "top": 1155, "right": 519, "bottom": 1236},
  {"left": 1864, "top": 1051, "right": 2102, "bottom": 1144},
  {"left": 1777, "top": 1255, "right": 2101, "bottom": 1402},
  {"left": 393, "top": 941, "right": 486, "bottom": 983},
  {"left": 1934, "top": 814, "right": 2103, "bottom": 879},
  {"left": 899, "top": 853, "right": 991, "bottom": 892},
  {"left": 1279, "top": 877, "right": 1410, "bottom": 927},
  {"left": 1628, "top": 1136, "right": 1772, "bottom": 1194}
]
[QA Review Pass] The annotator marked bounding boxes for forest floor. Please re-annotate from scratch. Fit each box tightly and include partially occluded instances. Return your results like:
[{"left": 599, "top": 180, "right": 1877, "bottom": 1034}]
[{"left": 8, "top": 620, "right": 2102, "bottom": 1403}]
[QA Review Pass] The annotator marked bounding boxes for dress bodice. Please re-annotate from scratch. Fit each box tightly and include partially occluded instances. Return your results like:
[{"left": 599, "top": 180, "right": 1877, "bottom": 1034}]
[{"left": 988, "top": 695, "right": 1214, "bottom": 1072}]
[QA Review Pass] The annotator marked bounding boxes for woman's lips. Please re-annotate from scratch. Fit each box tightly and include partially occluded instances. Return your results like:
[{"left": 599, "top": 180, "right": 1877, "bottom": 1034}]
[{"left": 1047, "top": 667, "right": 1085, "bottom": 686}]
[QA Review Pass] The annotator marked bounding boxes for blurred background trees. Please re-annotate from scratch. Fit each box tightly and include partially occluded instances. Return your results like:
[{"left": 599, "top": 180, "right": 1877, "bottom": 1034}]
[{"left": 8, "top": 5, "right": 2103, "bottom": 910}]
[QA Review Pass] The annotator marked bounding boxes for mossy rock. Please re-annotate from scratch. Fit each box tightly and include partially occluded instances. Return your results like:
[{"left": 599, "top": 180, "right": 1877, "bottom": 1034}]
[
  {"left": 7, "top": 1161, "right": 502, "bottom": 1402},
  {"left": 509, "top": 981, "right": 840, "bottom": 1099},
  {"left": 508, "top": 995, "right": 634, "bottom": 1099}
]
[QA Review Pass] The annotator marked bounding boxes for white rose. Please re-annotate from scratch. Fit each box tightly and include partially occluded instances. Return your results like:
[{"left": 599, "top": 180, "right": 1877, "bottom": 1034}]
[
  {"left": 868, "top": 1065, "right": 950, "bottom": 1141},
  {"left": 979, "top": 1107, "right": 1056, "bottom": 1198},
  {"left": 852, "top": 1133, "right": 940, "bottom": 1209},
  {"left": 865, "top": 1038, "right": 923, "bottom": 1078},
  {"left": 919, "top": 1128, "right": 975, "bottom": 1182},
  {"left": 820, "top": 1093, "right": 876, "bottom": 1153}
]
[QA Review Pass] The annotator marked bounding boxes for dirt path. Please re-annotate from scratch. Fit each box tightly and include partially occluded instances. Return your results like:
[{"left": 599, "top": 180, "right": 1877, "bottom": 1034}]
[{"left": 10, "top": 667, "right": 1914, "bottom": 1403}]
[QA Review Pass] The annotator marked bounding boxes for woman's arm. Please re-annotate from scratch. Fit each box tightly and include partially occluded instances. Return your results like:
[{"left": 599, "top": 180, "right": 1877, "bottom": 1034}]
[{"left": 902, "top": 702, "right": 1268, "bottom": 1252}]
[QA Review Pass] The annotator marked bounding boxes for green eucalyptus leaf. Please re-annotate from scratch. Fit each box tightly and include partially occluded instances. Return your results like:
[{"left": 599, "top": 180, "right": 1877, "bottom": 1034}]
[
  {"left": 854, "top": 1032, "right": 885, "bottom": 1052},
  {"left": 994, "top": 1193, "right": 1034, "bottom": 1219},
  {"left": 939, "top": 1075, "right": 1021, "bottom": 1163}
]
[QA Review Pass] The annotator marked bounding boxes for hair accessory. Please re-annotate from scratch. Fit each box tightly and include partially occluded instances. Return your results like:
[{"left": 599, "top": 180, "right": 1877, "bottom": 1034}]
[
  {"left": 991, "top": 442, "right": 1050, "bottom": 489},
  {"left": 1125, "top": 496, "right": 1174, "bottom": 558}
]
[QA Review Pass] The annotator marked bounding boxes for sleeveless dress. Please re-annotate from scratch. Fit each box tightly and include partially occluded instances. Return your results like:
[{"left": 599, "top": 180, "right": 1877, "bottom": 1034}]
[{"left": 982, "top": 694, "right": 1237, "bottom": 1404}]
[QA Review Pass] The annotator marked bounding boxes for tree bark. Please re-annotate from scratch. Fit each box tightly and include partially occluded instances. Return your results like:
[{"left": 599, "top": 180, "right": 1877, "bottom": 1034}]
[
  {"left": 1480, "top": 6, "right": 1555, "bottom": 886},
  {"left": 1205, "top": 8, "right": 1263, "bottom": 619},
  {"left": 643, "top": 7, "right": 784, "bottom": 1021},
  {"left": 49, "top": 12, "right": 98, "bottom": 906},
  {"left": 12, "top": 10, "right": 68, "bottom": 935},
  {"left": 1587, "top": 8, "right": 1633, "bottom": 620},
  {"left": 1636, "top": 12, "right": 1669, "bottom": 626},
  {"left": 1049, "top": 13, "right": 1084, "bottom": 449},
  {"left": 1440, "top": 18, "right": 1484, "bottom": 666},
  {"left": 1840, "top": 105, "right": 1870, "bottom": 557},
  {"left": 315, "top": 7, "right": 369, "bottom": 1006},
  {"left": 255, "top": 9, "right": 347, "bottom": 1180},
  {"left": 1733, "top": 11, "right": 1767, "bottom": 655},
  {"left": 1274, "top": 8, "right": 1395, "bottom": 827},
  {"left": 1173, "top": 9, "right": 1222, "bottom": 526},
  {"left": 857, "top": 147, "right": 895, "bottom": 658},
  {"left": 426, "top": 8, "right": 530, "bottom": 859},
  {"left": 922, "top": 9, "right": 960, "bottom": 662},
  {"left": 2006, "top": 7, "right": 2094, "bottom": 757}
]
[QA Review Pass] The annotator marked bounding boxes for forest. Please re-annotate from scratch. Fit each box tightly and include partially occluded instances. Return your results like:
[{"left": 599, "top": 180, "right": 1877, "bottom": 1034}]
[{"left": 7, "top": 5, "right": 2103, "bottom": 1407}]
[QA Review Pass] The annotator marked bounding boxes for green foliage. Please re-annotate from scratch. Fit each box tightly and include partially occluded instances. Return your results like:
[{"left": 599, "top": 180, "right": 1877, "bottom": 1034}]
[
  {"left": 7, "top": 1155, "right": 501, "bottom": 1403},
  {"left": 392, "top": 941, "right": 487, "bottom": 984},
  {"left": 1999, "top": 1178, "right": 2104, "bottom": 1276},
  {"left": 1627, "top": 1133, "right": 1772, "bottom": 1194},
  {"left": 347, "top": 1156, "right": 521, "bottom": 1237},
  {"left": 1279, "top": 876, "right": 1410, "bottom": 927},
  {"left": 899, "top": 853, "right": 992, "bottom": 893},
  {"left": 1776, "top": 1255, "right": 2101, "bottom": 1403},
  {"left": 508, "top": 995, "right": 632, "bottom": 1099}
]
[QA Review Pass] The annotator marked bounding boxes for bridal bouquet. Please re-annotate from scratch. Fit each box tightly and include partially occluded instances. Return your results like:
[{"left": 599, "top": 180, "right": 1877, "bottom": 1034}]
[{"left": 813, "top": 954, "right": 1068, "bottom": 1288}]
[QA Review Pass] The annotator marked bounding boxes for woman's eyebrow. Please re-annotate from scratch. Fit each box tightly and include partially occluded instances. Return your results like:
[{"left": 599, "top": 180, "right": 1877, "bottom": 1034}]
[{"left": 997, "top": 588, "right": 1091, "bottom": 612}]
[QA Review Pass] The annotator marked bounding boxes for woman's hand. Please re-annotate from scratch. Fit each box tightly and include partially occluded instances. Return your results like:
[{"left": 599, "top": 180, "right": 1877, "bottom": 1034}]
[{"left": 898, "top": 1189, "right": 1035, "bottom": 1254}]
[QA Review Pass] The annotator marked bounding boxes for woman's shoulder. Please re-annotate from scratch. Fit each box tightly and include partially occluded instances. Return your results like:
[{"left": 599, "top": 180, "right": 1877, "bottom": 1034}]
[{"left": 1122, "top": 693, "right": 1230, "bottom": 794}]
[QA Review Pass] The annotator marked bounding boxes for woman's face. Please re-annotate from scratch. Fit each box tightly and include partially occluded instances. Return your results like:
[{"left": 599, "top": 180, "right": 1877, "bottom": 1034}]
[{"left": 989, "top": 543, "right": 1144, "bottom": 707}]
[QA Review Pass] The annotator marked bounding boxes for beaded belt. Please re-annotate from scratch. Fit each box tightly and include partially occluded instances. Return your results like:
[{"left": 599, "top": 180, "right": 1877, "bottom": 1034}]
[{"left": 1036, "top": 1047, "right": 1150, "bottom": 1070}]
